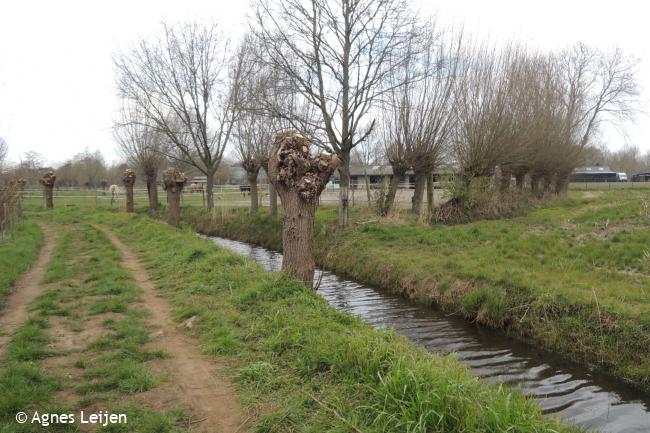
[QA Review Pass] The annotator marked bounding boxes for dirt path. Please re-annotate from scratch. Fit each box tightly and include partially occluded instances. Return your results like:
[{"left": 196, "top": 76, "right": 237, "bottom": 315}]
[
  {"left": 0, "top": 224, "right": 56, "bottom": 358},
  {"left": 100, "top": 228, "right": 248, "bottom": 433}
]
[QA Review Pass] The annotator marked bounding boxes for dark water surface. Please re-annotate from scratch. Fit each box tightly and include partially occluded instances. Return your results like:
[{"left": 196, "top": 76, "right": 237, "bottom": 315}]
[{"left": 206, "top": 235, "right": 650, "bottom": 433}]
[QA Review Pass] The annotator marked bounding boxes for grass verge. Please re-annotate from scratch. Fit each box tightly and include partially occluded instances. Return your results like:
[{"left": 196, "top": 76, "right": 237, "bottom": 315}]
[
  {"left": 80, "top": 208, "right": 581, "bottom": 433},
  {"left": 0, "top": 221, "right": 43, "bottom": 309},
  {"left": 185, "top": 189, "right": 650, "bottom": 392}
]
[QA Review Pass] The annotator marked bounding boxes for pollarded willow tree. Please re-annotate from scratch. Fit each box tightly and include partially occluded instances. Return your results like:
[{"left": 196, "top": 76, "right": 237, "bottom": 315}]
[
  {"left": 552, "top": 43, "right": 639, "bottom": 192},
  {"left": 232, "top": 35, "right": 284, "bottom": 215},
  {"left": 40, "top": 171, "right": 56, "bottom": 209},
  {"left": 268, "top": 131, "right": 340, "bottom": 288},
  {"left": 114, "top": 21, "right": 248, "bottom": 210},
  {"left": 447, "top": 41, "right": 639, "bottom": 207},
  {"left": 452, "top": 45, "right": 519, "bottom": 191},
  {"left": 378, "top": 124, "right": 409, "bottom": 216},
  {"left": 122, "top": 169, "right": 136, "bottom": 212},
  {"left": 234, "top": 112, "right": 276, "bottom": 213},
  {"left": 162, "top": 167, "right": 188, "bottom": 228},
  {"left": 114, "top": 105, "right": 168, "bottom": 213},
  {"left": 384, "top": 26, "right": 462, "bottom": 216},
  {"left": 254, "top": 0, "right": 417, "bottom": 226}
]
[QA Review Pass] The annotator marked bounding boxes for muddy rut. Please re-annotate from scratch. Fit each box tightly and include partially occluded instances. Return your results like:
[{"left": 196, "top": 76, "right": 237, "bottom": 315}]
[
  {"left": 0, "top": 224, "right": 56, "bottom": 358},
  {"left": 101, "top": 228, "right": 247, "bottom": 433}
]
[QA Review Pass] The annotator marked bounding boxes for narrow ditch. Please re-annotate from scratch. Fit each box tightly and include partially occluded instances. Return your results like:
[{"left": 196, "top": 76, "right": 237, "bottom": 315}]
[{"left": 206, "top": 235, "right": 650, "bottom": 433}]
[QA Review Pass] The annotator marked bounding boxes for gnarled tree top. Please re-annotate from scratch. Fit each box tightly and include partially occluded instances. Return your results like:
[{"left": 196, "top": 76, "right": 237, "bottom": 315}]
[
  {"left": 39, "top": 171, "right": 56, "bottom": 187},
  {"left": 269, "top": 131, "right": 340, "bottom": 203},
  {"left": 122, "top": 169, "right": 137, "bottom": 186},
  {"left": 162, "top": 167, "right": 188, "bottom": 192}
]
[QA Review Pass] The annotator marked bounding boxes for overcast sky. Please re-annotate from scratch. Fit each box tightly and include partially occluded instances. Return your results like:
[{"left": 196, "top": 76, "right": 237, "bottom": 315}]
[{"left": 1, "top": 0, "right": 648, "bottom": 166}]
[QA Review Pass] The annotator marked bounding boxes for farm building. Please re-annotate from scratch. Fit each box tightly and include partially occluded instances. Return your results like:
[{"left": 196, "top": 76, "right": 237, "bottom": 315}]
[
  {"left": 190, "top": 176, "right": 208, "bottom": 187},
  {"left": 347, "top": 165, "right": 454, "bottom": 189},
  {"left": 349, "top": 165, "right": 414, "bottom": 188},
  {"left": 570, "top": 165, "right": 618, "bottom": 182},
  {"left": 632, "top": 170, "right": 650, "bottom": 182}
]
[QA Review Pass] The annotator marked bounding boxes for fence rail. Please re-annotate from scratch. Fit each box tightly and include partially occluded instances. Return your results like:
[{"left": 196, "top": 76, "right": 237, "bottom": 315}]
[
  {"left": 16, "top": 180, "right": 650, "bottom": 213},
  {"left": 567, "top": 181, "right": 650, "bottom": 190}
]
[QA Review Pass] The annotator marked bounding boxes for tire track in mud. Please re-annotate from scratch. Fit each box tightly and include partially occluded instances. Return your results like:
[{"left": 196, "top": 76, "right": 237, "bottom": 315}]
[
  {"left": 100, "top": 227, "right": 248, "bottom": 433},
  {"left": 0, "top": 224, "right": 56, "bottom": 359}
]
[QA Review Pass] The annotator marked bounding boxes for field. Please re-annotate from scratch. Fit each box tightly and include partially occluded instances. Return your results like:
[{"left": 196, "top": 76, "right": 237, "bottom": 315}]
[
  {"left": 189, "top": 189, "right": 650, "bottom": 391},
  {"left": 0, "top": 205, "right": 581, "bottom": 432},
  {"left": 19, "top": 187, "right": 252, "bottom": 210}
]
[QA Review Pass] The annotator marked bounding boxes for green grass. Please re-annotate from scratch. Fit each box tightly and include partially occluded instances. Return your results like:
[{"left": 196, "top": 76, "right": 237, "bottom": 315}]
[
  {"left": 84, "top": 208, "right": 580, "bottom": 433},
  {"left": 0, "top": 221, "right": 43, "bottom": 309},
  {"left": 0, "top": 220, "right": 181, "bottom": 432},
  {"left": 189, "top": 189, "right": 650, "bottom": 391}
]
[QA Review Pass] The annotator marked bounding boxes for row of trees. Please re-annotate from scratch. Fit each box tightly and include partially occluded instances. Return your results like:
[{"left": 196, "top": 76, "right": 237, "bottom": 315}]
[
  {"left": 112, "top": 0, "right": 639, "bottom": 225},
  {"left": 379, "top": 41, "right": 638, "bottom": 218},
  {"left": 112, "top": 0, "right": 419, "bottom": 225}
]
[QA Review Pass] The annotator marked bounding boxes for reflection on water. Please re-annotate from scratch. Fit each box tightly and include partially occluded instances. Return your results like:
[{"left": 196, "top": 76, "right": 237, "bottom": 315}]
[{"left": 207, "top": 235, "right": 650, "bottom": 433}]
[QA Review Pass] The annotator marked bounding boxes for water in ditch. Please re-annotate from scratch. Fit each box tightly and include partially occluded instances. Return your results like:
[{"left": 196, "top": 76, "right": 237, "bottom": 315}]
[{"left": 206, "top": 235, "right": 650, "bottom": 433}]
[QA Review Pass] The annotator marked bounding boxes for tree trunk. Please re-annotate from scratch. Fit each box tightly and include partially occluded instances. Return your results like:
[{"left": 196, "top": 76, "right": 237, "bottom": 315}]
[
  {"left": 39, "top": 171, "right": 56, "bottom": 209},
  {"left": 426, "top": 173, "right": 434, "bottom": 214},
  {"left": 500, "top": 169, "right": 512, "bottom": 192},
  {"left": 381, "top": 171, "right": 403, "bottom": 216},
  {"left": 247, "top": 170, "right": 259, "bottom": 213},
  {"left": 44, "top": 186, "right": 53, "bottom": 209},
  {"left": 167, "top": 189, "right": 181, "bottom": 227},
  {"left": 530, "top": 175, "right": 541, "bottom": 195},
  {"left": 146, "top": 171, "right": 159, "bottom": 212},
  {"left": 268, "top": 131, "right": 340, "bottom": 288},
  {"left": 205, "top": 174, "right": 214, "bottom": 210},
  {"left": 125, "top": 187, "right": 134, "bottom": 212},
  {"left": 515, "top": 173, "right": 526, "bottom": 190},
  {"left": 162, "top": 168, "right": 188, "bottom": 228},
  {"left": 364, "top": 174, "right": 371, "bottom": 207},
  {"left": 269, "top": 182, "right": 278, "bottom": 217},
  {"left": 555, "top": 175, "right": 569, "bottom": 194},
  {"left": 411, "top": 172, "right": 427, "bottom": 214},
  {"left": 122, "top": 169, "right": 136, "bottom": 213},
  {"left": 338, "top": 149, "right": 350, "bottom": 227},
  {"left": 279, "top": 191, "right": 317, "bottom": 286}
]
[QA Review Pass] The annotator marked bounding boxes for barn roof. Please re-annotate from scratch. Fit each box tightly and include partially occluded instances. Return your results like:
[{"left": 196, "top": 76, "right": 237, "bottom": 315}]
[
  {"left": 348, "top": 164, "right": 454, "bottom": 177},
  {"left": 572, "top": 166, "right": 616, "bottom": 175}
]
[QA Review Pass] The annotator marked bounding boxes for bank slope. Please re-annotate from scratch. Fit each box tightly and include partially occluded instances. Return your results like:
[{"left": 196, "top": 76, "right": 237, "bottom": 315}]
[
  {"left": 186, "top": 190, "right": 650, "bottom": 392},
  {"left": 95, "top": 210, "right": 578, "bottom": 433}
]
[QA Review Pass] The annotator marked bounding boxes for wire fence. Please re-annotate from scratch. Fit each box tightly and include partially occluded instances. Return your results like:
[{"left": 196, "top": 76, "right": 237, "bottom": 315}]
[
  {"left": 19, "top": 185, "right": 275, "bottom": 209},
  {"left": 567, "top": 181, "right": 650, "bottom": 190},
  {"left": 17, "top": 183, "right": 432, "bottom": 210},
  {"left": 15, "top": 180, "right": 650, "bottom": 215}
]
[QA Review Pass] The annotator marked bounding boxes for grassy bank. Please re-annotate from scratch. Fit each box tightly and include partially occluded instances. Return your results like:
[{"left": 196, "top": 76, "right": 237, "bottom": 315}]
[
  {"left": 0, "top": 221, "right": 43, "bottom": 309},
  {"left": 186, "top": 189, "right": 650, "bottom": 391},
  {"left": 54, "top": 207, "right": 580, "bottom": 433}
]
